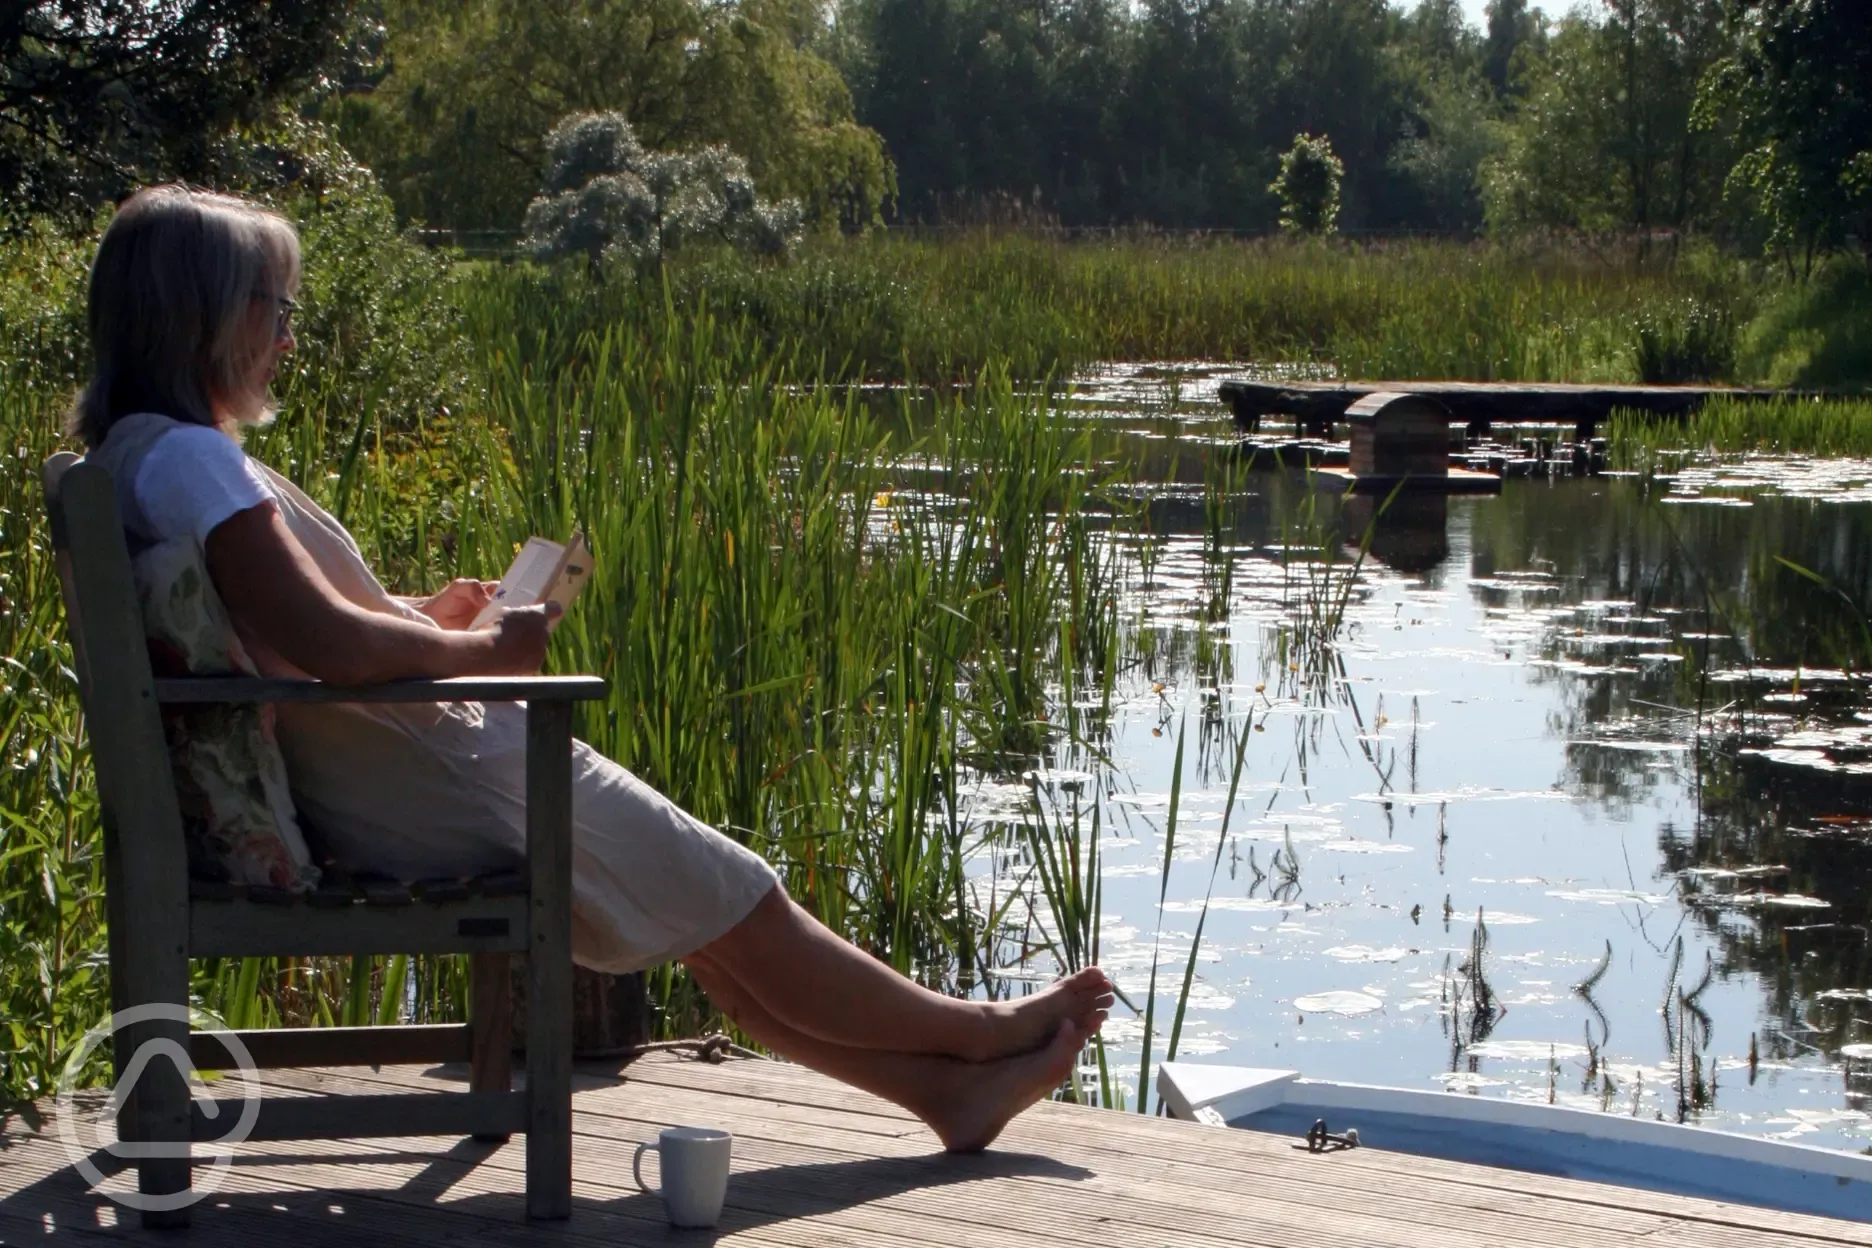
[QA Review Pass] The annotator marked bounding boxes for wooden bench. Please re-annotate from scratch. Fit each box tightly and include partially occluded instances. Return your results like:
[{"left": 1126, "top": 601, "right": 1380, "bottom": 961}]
[{"left": 41, "top": 452, "right": 607, "bottom": 1228}]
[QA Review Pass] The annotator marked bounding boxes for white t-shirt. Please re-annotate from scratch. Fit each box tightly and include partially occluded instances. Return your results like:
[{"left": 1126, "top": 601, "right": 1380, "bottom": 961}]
[{"left": 126, "top": 423, "right": 274, "bottom": 547}]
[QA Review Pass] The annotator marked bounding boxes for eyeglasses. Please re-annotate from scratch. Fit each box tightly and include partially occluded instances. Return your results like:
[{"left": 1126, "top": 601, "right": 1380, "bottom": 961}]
[{"left": 255, "top": 292, "right": 299, "bottom": 339}]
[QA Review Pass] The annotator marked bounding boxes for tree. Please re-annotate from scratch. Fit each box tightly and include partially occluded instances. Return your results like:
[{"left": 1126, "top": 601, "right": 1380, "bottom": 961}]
[
  {"left": 841, "top": 0, "right": 1127, "bottom": 223},
  {"left": 1482, "top": 0, "right": 1731, "bottom": 239},
  {"left": 1483, "top": 0, "right": 1537, "bottom": 95},
  {"left": 332, "top": 0, "right": 890, "bottom": 234},
  {"left": 1389, "top": 72, "right": 1498, "bottom": 233},
  {"left": 1701, "top": 0, "right": 1872, "bottom": 267},
  {"left": 2, "top": 0, "right": 356, "bottom": 218},
  {"left": 1270, "top": 133, "right": 1343, "bottom": 234},
  {"left": 522, "top": 112, "right": 803, "bottom": 269}
]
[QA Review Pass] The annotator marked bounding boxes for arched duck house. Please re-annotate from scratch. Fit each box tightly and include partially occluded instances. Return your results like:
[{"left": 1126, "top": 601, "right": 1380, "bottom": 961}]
[{"left": 1313, "top": 392, "right": 1502, "bottom": 495}]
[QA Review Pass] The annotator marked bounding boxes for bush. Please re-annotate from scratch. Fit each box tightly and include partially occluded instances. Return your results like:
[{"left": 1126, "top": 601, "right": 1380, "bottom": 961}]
[
  {"left": 1270, "top": 134, "right": 1344, "bottom": 236},
  {"left": 0, "top": 219, "right": 91, "bottom": 398},
  {"left": 280, "top": 171, "right": 468, "bottom": 443},
  {"left": 1737, "top": 261, "right": 1872, "bottom": 389}
]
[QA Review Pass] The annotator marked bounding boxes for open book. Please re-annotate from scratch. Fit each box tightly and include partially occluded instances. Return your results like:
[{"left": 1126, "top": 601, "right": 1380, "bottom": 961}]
[{"left": 469, "top": 532, "right": 592, "bottom": 632}]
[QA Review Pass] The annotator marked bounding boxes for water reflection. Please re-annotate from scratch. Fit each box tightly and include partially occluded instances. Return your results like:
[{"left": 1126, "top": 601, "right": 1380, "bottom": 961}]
[
  {"left": 1031, "top": 389, "right": 1872, "bottom": 1149},
  {"left": 1346, "top": 494, "right": 1450, "bottom": 575}
]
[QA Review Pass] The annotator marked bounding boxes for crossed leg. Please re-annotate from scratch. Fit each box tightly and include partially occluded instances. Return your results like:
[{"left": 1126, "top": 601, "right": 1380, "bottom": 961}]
[
  {"left": 682, "top": 950, "right": 1096, "bottom": 1153},
  {"left": 692, "top": 884, "right": 1112, "bottom": 1063}
]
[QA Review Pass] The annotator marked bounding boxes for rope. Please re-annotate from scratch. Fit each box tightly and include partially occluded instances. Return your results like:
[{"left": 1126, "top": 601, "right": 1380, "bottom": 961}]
[
  {"left": 576, "top": 1033, "right": 769, "bottom": 1064},
  {"left": 1295, "top": 1118, "right": 1361, "bottom": 1153}
]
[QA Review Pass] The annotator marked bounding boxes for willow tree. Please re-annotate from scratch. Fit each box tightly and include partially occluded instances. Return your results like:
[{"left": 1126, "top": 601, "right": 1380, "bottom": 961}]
[
  {"left": 521, "top": 112, "right": 802, "bottom": 270},
  {"left": 333, "top": 0, "right": 891, "bottom": 234}
]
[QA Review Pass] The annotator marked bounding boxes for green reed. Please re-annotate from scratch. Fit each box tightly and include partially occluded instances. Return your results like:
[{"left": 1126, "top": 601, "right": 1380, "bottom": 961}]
[
  {"left": 0, "top": 382, "right": 107, "bottom": 1099},
  {"left": 455, "top": 232, "right": 1755, "bottom": 388},
  {"left": 1608, "top": 396, "right": 1872, "bottom": 467},
  {"left": 0, "top": 209, "right": 1761, "bottom": 1106},
  {"left": 0, "top": 241, "right": 1169, "bottom": 1096}
]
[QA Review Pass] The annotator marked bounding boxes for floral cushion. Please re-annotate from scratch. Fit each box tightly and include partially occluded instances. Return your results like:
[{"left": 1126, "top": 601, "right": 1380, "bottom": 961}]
[{"left": 133, "top": 538, "right": 320, "bottom": 893}]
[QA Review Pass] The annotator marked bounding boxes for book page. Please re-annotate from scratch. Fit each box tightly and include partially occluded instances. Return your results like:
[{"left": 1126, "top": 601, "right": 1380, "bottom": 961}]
[
  {"left": 469, "top": 536, "right": 565, "bottom": 630},
  {"left": 539, "top": 532, "right": 591, "bottom": 633}
]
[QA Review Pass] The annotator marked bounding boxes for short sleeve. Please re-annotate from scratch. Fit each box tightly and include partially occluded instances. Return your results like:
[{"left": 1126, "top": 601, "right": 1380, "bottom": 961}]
[{"left": 131, "top": 425, "right": 275, "bottom": 547}]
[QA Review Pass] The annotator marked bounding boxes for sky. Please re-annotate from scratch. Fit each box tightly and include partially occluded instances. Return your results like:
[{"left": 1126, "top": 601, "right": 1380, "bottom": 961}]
[{"left": 1458, "top": 0, "right": 1493, "bottom": 31}]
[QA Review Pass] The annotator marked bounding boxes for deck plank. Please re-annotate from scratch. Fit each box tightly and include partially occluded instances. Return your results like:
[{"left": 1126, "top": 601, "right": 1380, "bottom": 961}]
[
  {"left": 3, "top": 1055, "right": 1868, "bottom": 1246},
  {"left": 223, "top": 1061, "right": 1872, "bottom": 1245},
  {"left": 243, "top": 1069, "right": 1661, "bottom": 1248},
  {"left": 261, "top": 1058, "right": 1872, "bottom": 1244},
  {"left": 611, "top": 1054, "right": 1872, "bottom": 1243},
  {"left": 1214, "top": 377, "right": 1794, "bottom": 436}
]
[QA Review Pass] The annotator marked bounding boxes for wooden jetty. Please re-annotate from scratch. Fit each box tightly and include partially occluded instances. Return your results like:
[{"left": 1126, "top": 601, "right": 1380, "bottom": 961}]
[
  {"left": 1220, "top": 378, "right": 1788, "bottom": 440},
  {"left": 6, "top": 1052, "right": 1869, "bottom": 1246}
]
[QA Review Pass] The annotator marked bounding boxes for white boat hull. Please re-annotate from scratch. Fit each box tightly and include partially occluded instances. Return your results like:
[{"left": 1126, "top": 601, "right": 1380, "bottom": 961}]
[{"left": 1158, "top": 1062, "right": 1872, "bottom": 1223}]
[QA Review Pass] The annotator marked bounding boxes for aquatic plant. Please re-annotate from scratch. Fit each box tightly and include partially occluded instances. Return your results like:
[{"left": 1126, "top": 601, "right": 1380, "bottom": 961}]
[
  {"left": 1632, "top": 299, "right": 1737, "bottom": 384},
  {"left": 0, "top": 259, "right": 1151, "bottom": 1102},
  {"left": 456, "top": 231, "right": 1761, "bottom": 390},
  {"left": 1608, "top": 395, "right": 1872, "bottom": 463}
]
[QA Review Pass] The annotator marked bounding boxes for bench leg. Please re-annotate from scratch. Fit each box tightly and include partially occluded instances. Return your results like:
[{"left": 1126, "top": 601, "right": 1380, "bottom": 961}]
[
  {"left": 120, "top": 940, "right": 193, "bottom": 1228},
  {"left": 470, "top": 952, "right": 514, "bottom": 1142},
  {"left": 525, "top": 701, "right": 574, "bottom": 1219}
]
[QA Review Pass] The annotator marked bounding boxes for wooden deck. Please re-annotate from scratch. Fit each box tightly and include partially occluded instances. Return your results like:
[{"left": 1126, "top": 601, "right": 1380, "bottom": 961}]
[
  {"left": 1218, "top": 378, "right": 1792, "bottom": 438},
  {"left": 5, "top": 1053, "right": 1870, "bottom": 1246}
]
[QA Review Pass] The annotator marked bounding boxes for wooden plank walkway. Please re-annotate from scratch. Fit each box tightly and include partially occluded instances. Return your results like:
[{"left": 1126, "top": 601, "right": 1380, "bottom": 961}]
[
  {"left": 5, "top": 1053, "right": 1870, "bottom": 1246},
  {"left": 1218, "top": 378, "right": 1793, "bottom": 438}
]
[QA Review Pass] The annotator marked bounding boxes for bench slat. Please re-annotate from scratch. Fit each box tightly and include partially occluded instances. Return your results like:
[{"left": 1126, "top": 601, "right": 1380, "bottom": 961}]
[
  {"left": 190, "top": 1024, "right": 472, "bottom": 1070},
  {"left": 154, "top": 674, "right": 607, "bottom": 705},
  {"left": 190, "top": 893, "right": 529, "bottom": 957},
  {"left": 192, "top": 1090, "right": 525, "bottom": 1142}
]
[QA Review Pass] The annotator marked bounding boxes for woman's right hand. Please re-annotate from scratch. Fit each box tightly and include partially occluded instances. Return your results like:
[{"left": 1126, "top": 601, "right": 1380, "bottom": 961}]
[{"left": 483, "top": 603, "right": 561, "bottom": 673}]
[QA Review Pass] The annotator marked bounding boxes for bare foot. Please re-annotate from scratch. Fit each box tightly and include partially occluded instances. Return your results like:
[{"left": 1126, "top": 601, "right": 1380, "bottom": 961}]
[
  {"left": 973, "top": 967, "right": 1114, "bottom": 1061},
  {"left": 928, "top": 1021, "right": 1085, "bottom": 1153}
]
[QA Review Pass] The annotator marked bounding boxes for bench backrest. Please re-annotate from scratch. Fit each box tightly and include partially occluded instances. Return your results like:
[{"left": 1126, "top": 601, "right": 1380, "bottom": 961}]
[{"left": 41, "top": 454, "right": 191, "bottom": 939}]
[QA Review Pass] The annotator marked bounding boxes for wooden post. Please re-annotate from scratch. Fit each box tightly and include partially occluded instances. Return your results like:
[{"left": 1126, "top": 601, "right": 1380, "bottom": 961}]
[
  {"left": 508, "top": 964, "right": 651, "bottom": 1056},
  {"left": 524, "top": 700, "right": 574, "bottom": 1219},
  {"left": 469, "top": 952, "right": 513, "bottom": 1141},
  {"left": 54, "top": 464, "right": 194, "bottom": 1227}
]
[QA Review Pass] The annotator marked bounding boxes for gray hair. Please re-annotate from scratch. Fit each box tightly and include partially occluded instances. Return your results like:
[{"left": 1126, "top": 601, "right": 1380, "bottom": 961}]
[{"left": 69, "top": 185, "right": 301, "bottom": 448}]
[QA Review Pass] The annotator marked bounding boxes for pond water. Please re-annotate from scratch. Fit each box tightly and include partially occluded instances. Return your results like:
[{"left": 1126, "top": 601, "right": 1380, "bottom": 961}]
[{"left": 996, "top": 363, "right": 1872, "bottom": 1151}]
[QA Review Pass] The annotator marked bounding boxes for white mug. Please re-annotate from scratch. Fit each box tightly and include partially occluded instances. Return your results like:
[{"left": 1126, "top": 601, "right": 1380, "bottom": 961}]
[{"left": 632, "top": 1126, "right": 732, "bottom": 1228}]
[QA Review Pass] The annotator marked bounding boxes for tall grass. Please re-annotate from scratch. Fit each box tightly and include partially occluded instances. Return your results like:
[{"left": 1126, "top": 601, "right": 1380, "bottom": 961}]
[
  {"left": 1608, "top": 396, "right": 1872, "bottom": 467},
  {"left": 0, "top": 220, "right": 1167, "bottom": 1097},
  {"left": 461, "top": 232, "right": 1758, "bottom": 387},
  {"left": 0, "top": 203, "right": 1772, "bottom": 1105},
  {"left": 0, "top": 381, "right": 106, "bottom": 1100}
]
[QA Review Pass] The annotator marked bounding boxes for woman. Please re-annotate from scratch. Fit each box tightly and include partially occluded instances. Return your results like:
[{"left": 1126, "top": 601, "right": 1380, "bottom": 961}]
[{"left": 75, "top": 185, "right": 1112, "bottom": 1152}]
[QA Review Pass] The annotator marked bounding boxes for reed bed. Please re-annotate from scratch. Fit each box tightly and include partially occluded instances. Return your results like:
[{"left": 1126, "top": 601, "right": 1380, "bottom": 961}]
[
  {"left": 0, "top": 240, "right": 1159, "bottom": 1099},
  {"left": 1608, "top": 396, "right": 1872, "bottom": 467},
  {"left": 466, "top": 232, "right": 1755, "bottom": 389},
  {"left": 2, "top": 208, "right": 1713, "bottom": 1105}
]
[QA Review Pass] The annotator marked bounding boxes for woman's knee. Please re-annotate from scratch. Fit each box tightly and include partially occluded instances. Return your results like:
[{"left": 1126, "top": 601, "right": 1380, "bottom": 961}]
[{"left": 696, "top": 880, "right": 791, "bottom": 965}]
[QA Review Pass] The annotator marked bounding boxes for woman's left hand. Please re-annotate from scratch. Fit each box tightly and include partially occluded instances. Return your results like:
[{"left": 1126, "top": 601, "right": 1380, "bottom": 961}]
[{"left": 415, "top": 578, "right": 498, "bottom": 631}]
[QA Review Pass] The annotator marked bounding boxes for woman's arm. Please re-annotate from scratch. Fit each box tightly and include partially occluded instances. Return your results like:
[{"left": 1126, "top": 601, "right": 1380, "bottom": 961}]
[
  {"left": 204, "top": 503, "right": 553, "bottom": 683},
  {"left": 402, "top": 579, "right": 499, "bottom": 631}
]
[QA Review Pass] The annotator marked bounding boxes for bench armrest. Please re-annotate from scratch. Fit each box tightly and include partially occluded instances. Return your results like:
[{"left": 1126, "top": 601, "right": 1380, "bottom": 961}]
[{"left": 153, "top": 675, "right": 608, "bottom": 705}]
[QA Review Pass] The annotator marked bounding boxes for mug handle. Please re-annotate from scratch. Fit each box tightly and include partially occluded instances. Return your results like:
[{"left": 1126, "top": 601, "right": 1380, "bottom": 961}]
[{"left": 632, "top": 1141, "right": 659, "bottom": 1196}]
